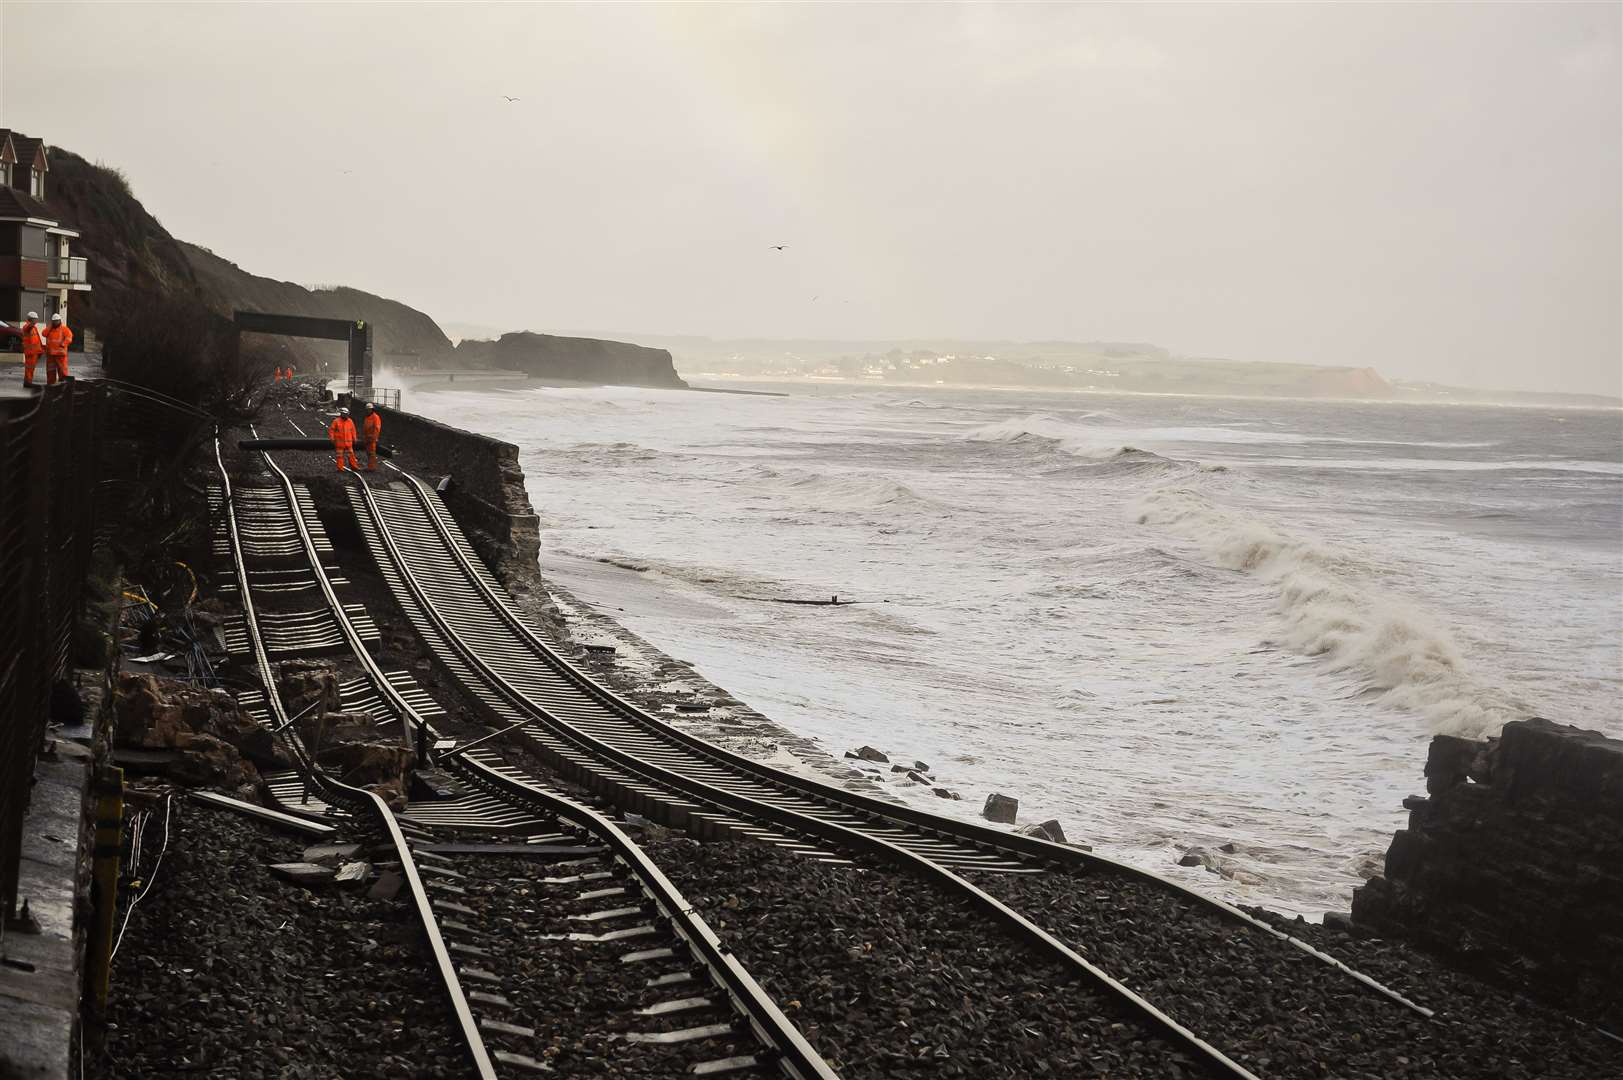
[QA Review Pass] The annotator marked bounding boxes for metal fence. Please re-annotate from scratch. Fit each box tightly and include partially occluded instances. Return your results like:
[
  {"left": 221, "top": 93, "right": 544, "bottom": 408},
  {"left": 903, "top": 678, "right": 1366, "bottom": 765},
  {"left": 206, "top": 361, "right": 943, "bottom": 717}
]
[
  {"left": 345, "top": 385, "right": 400, "bottom": 410},
  {"left": 0, "top": 379, "right": 104, "bottom": 940}
]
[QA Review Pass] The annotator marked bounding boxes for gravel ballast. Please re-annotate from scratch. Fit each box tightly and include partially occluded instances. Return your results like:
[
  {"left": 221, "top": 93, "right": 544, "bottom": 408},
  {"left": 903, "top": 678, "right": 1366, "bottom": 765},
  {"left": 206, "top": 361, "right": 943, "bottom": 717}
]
[
  {"left": 96, "top": 795, "right": 465, "bottom": 1079},
  {"left": 643, "top": 834, "right": 1201, "bottom": 1078},
  {"left": 970, "top": 865, "right": 1622, "bottom": 1080},
  {"left": 442, "top": 844, "right": 764, "bottom": 1078}
]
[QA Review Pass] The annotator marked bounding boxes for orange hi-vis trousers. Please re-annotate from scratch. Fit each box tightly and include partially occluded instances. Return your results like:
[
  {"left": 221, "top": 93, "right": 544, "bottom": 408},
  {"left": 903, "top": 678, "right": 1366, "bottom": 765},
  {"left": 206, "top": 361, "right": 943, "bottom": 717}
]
[{"left": 335, "top": 443, "right": 359, "bottom": 471}]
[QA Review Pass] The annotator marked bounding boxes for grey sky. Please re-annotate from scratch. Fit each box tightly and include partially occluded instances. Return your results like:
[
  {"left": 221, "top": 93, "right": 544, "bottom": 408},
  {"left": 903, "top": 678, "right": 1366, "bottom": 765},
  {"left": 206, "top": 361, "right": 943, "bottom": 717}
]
[{"left": 3, "top": 2, "right": 1618, "bottom": 396}]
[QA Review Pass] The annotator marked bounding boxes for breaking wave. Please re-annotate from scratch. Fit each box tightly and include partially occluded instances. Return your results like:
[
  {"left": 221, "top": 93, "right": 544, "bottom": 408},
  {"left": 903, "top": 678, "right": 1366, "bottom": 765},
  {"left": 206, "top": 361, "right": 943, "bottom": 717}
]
[
  {"left": 965, "top": 414, "right": 1191, "bottom": 471},
  {"left": 1132, "top": 487, "right": 1531, "bottom": 737},
  {"left": 746, "top": 466, "right": 945, "bottom": 512}
]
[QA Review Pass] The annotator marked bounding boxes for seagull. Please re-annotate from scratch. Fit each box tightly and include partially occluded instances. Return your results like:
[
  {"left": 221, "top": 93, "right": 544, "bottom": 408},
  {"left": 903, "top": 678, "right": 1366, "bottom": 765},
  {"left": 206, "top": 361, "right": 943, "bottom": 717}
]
[
  {"left": 502, "top": 95, "right": 521, "bottom": 103},
  {"left": 770, "top": 244, "right": 787, "bottom": 251}
]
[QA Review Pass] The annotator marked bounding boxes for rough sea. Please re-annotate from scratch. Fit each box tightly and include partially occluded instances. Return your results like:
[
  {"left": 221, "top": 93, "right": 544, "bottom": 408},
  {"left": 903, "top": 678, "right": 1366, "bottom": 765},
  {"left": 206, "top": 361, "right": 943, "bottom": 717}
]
[{"left": 406, "top": 380, "right": 1622, "bottom": 917}]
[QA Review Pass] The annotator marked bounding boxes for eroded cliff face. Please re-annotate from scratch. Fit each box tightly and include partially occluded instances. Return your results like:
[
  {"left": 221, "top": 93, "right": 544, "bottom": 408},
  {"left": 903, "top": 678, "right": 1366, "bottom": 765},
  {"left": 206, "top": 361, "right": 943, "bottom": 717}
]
[
  {"left": 453, "top": 332, "right": 687, "bottom": 388},
  {"left": 1352, "top": 719, "right": 1623, "bottom": 1025}
]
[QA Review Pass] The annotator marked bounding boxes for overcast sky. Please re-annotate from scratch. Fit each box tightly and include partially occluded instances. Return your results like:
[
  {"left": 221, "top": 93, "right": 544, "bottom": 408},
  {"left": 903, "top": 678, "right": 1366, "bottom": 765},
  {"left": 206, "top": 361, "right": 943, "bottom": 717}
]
[{"left": 3, "top": 3, "right": 1618, "bottom": 395}]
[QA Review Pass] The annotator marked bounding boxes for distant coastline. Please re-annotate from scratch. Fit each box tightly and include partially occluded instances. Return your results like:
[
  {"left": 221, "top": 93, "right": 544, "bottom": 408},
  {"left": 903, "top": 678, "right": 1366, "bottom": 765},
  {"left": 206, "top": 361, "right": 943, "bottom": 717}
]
[{"left": 681, "top": 371, "right": 1623, "bottom": 411}]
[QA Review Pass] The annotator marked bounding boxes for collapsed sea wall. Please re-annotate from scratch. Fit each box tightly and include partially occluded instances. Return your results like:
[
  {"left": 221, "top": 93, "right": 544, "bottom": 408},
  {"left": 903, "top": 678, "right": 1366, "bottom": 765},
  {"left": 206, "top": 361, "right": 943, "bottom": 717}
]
[
  {"left": 373, "top": 406, "right": 545, "bottom": 605},
  {"left": 1351, "top": 718, "right": 1622, "bottom": 1022}
]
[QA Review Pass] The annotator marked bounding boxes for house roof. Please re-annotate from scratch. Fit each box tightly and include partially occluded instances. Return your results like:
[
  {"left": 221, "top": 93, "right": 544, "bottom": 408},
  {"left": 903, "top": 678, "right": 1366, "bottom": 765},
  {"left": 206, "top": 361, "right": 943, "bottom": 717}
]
[
  {"left": 0, "top": 184, "right": 58, "bottom": 224},
  {"left": 10, "top": 135, "right": 46, "bottom": 172},
  {"left": 0, "top": 131, "right": 15, "bottom": 166}
]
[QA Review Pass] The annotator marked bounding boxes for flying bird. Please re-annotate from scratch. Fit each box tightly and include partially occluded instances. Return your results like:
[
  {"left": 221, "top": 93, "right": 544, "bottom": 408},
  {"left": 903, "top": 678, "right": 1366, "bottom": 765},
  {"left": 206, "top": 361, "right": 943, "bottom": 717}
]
[
  {"left": 502, "top": 95, "right": 521, "bottom": 103},
  {"left": 770, "top": 244, "right": 787, "bottom": 251}
]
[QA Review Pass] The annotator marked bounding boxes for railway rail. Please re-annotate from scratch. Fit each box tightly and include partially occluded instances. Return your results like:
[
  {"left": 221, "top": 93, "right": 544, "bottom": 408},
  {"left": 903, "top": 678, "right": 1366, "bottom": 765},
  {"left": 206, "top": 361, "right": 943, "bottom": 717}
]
[
  {"left": 218, "top": 432, "right": 839, "bottom": 1078},
  {"left": 212, "top": 436, "right": 497, "bottom": 1078},
  {"left": 345, "top": 460, "right": 1452, "bottom": 1074}
]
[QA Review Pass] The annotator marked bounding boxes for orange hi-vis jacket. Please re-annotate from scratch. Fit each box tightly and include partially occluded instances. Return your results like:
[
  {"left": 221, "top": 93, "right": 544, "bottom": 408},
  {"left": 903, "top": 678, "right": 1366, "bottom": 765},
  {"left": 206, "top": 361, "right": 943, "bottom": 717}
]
[
  {"left": 19, "top": 322, "right": 43, "bottom": 359},
  {"left": 328, "top": 415, "right": 358, "bottom": 448},
  {"left": 45, "top": 323, "right": 72, "bottom": 358},
  {"left": 362, "top": 412, "right": 382, "bottom": 443}
]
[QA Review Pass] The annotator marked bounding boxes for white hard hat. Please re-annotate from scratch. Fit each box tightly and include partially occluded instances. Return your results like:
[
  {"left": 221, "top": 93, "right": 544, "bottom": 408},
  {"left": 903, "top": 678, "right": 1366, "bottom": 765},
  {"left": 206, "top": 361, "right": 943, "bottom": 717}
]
[
  {"left": 339, "top": 407, "right": 350, "bottom": 416},
  {"left": 50, "top": 312, "right": 62, "bottom": 321},
  {"left": 365, "top": 402, "right": 375, "bottom": 410},
  {"left": 26, "top": 311, "right": 37, "bottom": 320}
]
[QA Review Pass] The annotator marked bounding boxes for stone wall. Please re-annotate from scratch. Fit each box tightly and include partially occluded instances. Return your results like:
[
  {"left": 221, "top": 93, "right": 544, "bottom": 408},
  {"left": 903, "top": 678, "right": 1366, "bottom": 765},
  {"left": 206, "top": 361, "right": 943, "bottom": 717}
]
[
  {"left": 372, "top": 406, "right": 545, "bottom": 606},
  {"left": 1352, "top": 718, "right": 1622, "bottom": 1024}
]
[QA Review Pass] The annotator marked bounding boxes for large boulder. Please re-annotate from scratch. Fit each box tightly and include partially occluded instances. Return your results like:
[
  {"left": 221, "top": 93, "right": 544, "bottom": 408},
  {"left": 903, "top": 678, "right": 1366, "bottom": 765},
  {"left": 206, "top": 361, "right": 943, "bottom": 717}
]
[
  {"left": 315, "top": 742, "right": 416, "bottom": 810},
  {"left": 982, "top": 793, "right": 1018, "bottom": 824},
  {"left": 115, "top": 672, "right": 285, "bottom": 775},
  {"left": 277, "top": 659, "right": 340, "bottom": 718},
  {"left": 167, "top": 731, "right": 259, "bottom": 797},
  {"left": 1017, "top": 819, "right": 1067, "bottom": 844}
]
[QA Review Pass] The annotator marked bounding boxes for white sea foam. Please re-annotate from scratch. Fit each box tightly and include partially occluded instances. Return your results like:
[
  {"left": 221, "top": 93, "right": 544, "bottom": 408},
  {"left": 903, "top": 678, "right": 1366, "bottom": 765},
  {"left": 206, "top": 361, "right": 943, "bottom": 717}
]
[
  {"left": 1132, "top": 487, "right": 1530, "bottom": 736},
  {"left": 409, "top": 380, "right": 1620, "bottom": 917}
]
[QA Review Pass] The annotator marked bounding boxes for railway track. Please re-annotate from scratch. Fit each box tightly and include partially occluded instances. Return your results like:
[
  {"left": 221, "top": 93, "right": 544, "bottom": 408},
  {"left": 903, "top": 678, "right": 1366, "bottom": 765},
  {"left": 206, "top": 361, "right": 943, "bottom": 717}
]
[
  {"left": 334, "top": 455, "right": 1449, "bottom": 1079},
  {"left": 217, "top": 433, "right": 839, "bottom": 1078},
  {"left": 212, "top": 437, "right": 496, "bottom": 1077}
]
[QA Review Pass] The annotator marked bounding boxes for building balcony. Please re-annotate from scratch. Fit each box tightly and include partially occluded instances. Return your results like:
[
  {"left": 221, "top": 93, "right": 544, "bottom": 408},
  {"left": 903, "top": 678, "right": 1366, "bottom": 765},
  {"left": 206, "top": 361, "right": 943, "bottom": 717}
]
[
  {"left": 47, "top": 253, "right": 88, "bottom": 285},
  {"left": 48, "top": 255, "right": 87, "bottom": 285}
]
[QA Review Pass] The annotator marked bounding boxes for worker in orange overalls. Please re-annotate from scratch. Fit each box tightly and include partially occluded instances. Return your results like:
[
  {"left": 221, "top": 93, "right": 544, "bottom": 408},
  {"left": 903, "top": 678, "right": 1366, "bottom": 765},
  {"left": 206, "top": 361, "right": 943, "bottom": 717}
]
[
  {"left": 44, "top": 313, "right": 72, "bottom": 384},
  {"left": 18, "top": 311, "right": 43, "bottom": 388},
  {"left": 329, "top": 407, "right": 360, "bottom": 472},
  {"left": 361, "top": 402, "right": 383, "bottom": 472},
  {"left": 273, "top": 366, "right": 283, "bottom": 382}
]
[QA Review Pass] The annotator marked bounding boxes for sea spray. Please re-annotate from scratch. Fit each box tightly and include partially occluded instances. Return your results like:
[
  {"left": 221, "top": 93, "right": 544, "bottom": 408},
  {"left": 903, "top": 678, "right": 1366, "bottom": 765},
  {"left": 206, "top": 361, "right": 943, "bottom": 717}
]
[{"left": 1132, "top": 487, "right": 1530, "bottom": 736}]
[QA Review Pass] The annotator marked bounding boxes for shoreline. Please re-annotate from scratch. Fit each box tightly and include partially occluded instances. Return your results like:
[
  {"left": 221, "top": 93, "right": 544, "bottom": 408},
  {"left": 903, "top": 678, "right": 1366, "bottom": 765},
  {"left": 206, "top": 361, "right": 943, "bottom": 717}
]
[{"left": 678, "top": 372, "right": 1623, "bottom": 411}]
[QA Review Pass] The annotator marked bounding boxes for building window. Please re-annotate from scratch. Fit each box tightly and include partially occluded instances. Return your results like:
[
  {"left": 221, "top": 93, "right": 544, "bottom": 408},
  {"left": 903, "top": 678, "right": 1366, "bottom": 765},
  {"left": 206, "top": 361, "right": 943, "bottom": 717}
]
[
  {"left": 30, "top": 169, "right": 44, "bottom": 198},
  {"left": 0, "top": 163, "right": 9, "bottom": 187}
]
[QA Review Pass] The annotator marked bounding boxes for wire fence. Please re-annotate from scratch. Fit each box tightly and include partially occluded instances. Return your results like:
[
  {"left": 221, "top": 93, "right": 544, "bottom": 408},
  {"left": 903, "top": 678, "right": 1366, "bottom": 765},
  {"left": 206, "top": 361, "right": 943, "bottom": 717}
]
[{"left": 0, "top": 379, "right": 106, "bottom": 939}]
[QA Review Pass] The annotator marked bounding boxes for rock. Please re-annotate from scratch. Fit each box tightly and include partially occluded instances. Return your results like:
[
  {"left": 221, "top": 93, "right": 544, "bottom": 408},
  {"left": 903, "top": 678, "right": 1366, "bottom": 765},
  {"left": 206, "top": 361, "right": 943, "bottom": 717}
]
[
  {"left": 1219, "top": 842, "right": 1239, "bottom": 854},
  {"left": 314, "top": 742, "right": 416, "bottom": 798},
  {"left": 932, "top": 788, "right": 961, "bottom": 800},
  {"left": 1177, "top": 847, "right": 1211, "bottom": 868},
  {"left": 277, "top": 659, "right": 341, "bottom": 718},
  {"left": 1353, "top": 719, "right": 1623, "bottom": 1017},
  {"left": 167, "top": 731, "right": 259, "bottom": 794},
  {"left": 299, "top": 711, "right": 386, "bottom": 749},
  {"left": 905, "top": 771, "right": 929, "bottom": 785},
  {"left": 114, "top": 672, "right": 285, "bottom": 770},
  {"left": 912, "top": 760, "right": 930, "bottom": 773},
  {"left": 1322, "top": 911, "right": 1355, "bottom": 933},
  {"left": 850, "top": 745, "right": 889, "bottom": 764},
  {"left": 1424, "top": 734, "right": 1483, "bottom": 795},
  {"left": 982, "top": 793, "right": 1018, "bottom": 824},
  {"left": 1016, "top": 819, "right": 1067, "bottom": 844},
  {"left": 334, "top": 861, "right": 372, "bottom": 887}
]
